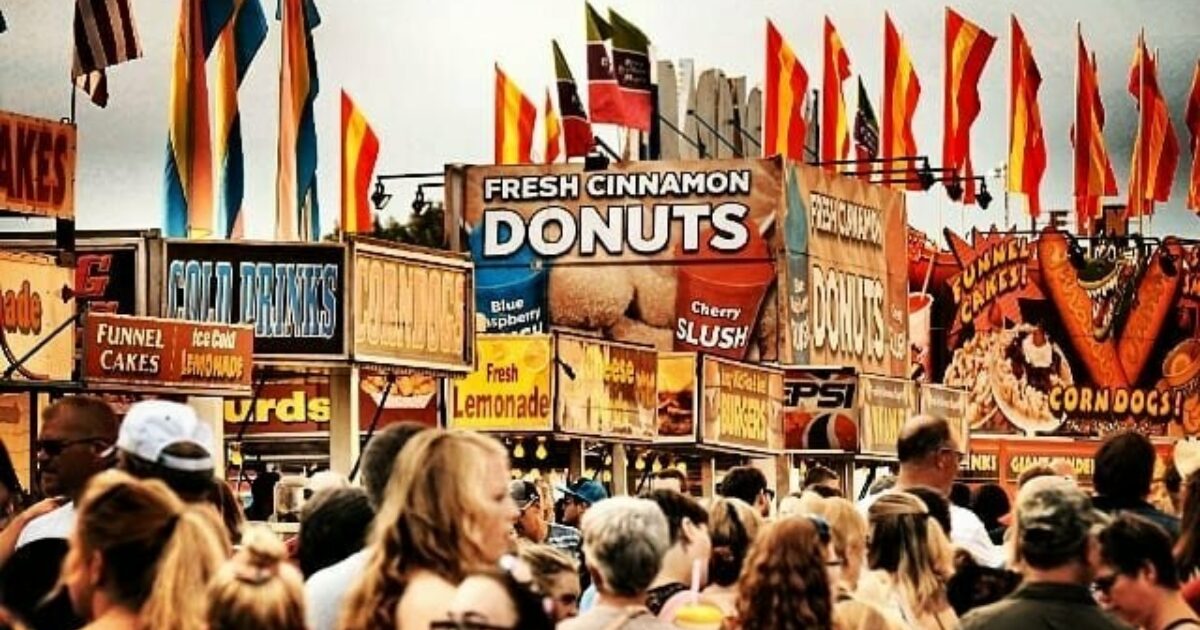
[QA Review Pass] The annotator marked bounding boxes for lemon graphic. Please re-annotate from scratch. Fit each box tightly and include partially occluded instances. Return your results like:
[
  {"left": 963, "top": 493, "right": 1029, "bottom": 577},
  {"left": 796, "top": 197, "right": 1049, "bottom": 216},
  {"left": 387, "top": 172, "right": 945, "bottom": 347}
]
[
  {"left": 486, "top": 341, "right": 511, "bottom": 364},
  {"left": 521, "top": 341, "right": 550, "bottom": 375}
]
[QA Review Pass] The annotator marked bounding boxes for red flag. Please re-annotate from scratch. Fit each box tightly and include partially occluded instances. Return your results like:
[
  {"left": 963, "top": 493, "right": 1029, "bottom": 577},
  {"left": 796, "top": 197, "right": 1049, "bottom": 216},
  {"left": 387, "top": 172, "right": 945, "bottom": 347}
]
[
  {"left": 1007, "top": 16, "right": 1046, "bottom": 217},
  {"left": 553, "top": 39, "right": 593, "bottom": 157},
  {"left": 545, "top": 89, "right": 562, "bottom": 164},
  {"left": 1072, "top": 29, "right": 1118, "bottom": 229},
  {"left": 495, "top": 65, "right": 536, "bottom": 165},
  {"left": 1127, "top": 34, "right": 1180, "bottom": 217},
  {"left": 586, "top": 3, "right": 622, "bottom": 126},
  {"left": 1184, "top": 60, "right": 1200, "bottom": 212},
  {"left": 341, "top": 90, "right": 379, "bottom": 234},
  {"left": 764, "top": 20, "right": 808, "bottom": 160},
  {"left": 821, "top": 17, "right": 852, "bottom": 167},
  {"left": 944, "top": 8, "right": 996, "bottom": 204},
  {"left": 883, "top": 13, "right": 921, "bottom": 189}
]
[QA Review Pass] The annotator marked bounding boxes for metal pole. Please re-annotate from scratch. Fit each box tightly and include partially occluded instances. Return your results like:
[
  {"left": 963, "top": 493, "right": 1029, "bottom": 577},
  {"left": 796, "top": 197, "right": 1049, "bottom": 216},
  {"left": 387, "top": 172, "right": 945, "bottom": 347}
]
[
  {"left": 349, "top": 373, "right": 394, "bottom": 481},
  {"left": 688, "top": 111, "right": 740, "bottom": 156}
]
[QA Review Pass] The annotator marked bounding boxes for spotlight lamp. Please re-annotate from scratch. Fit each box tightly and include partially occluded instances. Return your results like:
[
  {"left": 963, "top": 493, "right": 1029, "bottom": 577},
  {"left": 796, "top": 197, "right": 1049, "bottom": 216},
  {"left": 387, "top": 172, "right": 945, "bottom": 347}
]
[
  {"left": 370, "top": 180, "right": 391, "bottom": 210},
  {"left": 945, "top": 177, "right": 964, "bottom": 202},
  {"left": 976, "top": 181, "right": 993, "bottom": 210},
  {"left": 917, "top": 160, "right": 936, "bottom": 191},
  {"left": 1067, "top": 236, "right": 1088, "bottom": 270},
  {"left": 1160, "top": 250, "right": 1178, "bottom": 277},
  {"left": 411, "top": 187, "right": 426, "bottom": 215}
]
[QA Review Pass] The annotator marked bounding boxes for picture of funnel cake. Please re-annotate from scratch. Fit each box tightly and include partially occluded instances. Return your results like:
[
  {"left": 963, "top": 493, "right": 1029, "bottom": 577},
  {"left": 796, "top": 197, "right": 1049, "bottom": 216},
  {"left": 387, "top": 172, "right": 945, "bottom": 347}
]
[{"left": 990, "top": 324, "right": 1073, "bottom": 435}]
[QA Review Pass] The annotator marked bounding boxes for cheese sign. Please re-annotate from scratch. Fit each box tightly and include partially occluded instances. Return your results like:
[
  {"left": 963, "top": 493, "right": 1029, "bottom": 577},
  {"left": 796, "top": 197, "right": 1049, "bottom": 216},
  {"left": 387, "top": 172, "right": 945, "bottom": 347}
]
[
  {"left": 350, "top": 241, "right": 474, "bottom": 374},
  {"left": 83, "top": 313, "right": 253, "bottom": 394},
  {"left": 0, "top": 110, "right": 76, "bottom": 219}
]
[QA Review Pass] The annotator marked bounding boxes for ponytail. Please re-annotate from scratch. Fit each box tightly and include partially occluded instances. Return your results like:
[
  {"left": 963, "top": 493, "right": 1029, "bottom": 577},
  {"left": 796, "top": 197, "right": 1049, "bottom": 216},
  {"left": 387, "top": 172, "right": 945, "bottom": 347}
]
[{"left": 140, "top": 506, "right": 231, "bottom": 630}]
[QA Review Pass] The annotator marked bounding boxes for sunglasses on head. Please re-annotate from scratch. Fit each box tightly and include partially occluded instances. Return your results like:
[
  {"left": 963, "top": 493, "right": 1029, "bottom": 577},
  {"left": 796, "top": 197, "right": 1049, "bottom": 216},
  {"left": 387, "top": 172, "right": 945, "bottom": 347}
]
[
  {"left": 36, "top": 437, "right": 109, "bottom": 457},
  {"left": 804, "top": 514, "right": 832, "bottom": 545}
]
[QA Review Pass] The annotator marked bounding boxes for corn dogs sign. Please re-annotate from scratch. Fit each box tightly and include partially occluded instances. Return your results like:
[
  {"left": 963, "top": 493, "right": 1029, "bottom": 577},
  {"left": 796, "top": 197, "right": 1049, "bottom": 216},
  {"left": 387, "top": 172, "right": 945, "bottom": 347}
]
[
  {"left": 456, "top": 159, "right": 782, "bottom": 362},
  {"left": 0, "top": 110, "right": 76, "bottom": 220}
]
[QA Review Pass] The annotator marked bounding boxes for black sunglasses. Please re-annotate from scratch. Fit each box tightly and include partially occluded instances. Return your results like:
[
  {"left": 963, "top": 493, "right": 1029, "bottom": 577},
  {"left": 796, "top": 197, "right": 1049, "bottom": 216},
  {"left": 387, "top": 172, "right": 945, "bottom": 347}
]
[{"left": 36, "top": 437, "right": 110, "bottom": 457}]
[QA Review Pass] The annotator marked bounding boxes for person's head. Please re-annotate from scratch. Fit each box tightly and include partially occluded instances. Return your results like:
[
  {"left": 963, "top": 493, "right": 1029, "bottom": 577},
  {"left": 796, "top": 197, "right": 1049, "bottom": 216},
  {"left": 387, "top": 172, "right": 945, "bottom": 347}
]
[
  {"left": 439, "top": 569, "right": 555, "bottom": 630},
  {"left": 509, "top": 480, "right": 546, "bottom": 540},
  {"left": 0, "top": 441, "right": 22, "bottom": 527},
  {"left": 209, "top": 480, "right": 246, "bottom": 544},
  {"left": 1094, "top": 431, "right": 1156, "bottom": 502},
  {"left": 896, "top": 415, "right": 963, "bottom": 494},
  {"left": 1017, "top": 464, "right": 1058, "bottom": 488},
  {"left": 868, "top": 474, "right": 897, "bottom": 496},
  {"left": 719, "top": 466, "right": 769, "bottom": 516},
  {"left": 558, "top": 479, "right": 608, "bottom": 528},
  {"left": 905, "top": 485, "right": 952, "bottom": 537},
  {"left": 340, "top": 430, "right": 517, "bottom": 630},
  {"left": 777, "top": 491, "right": 824, "bottom": 520},
  {"left": 1164, "top": 463, "right": 1183, "bottom": 514},
  {"left": 972, "top": 483, "right": 1011, "bottom": 527},
  {"left": 298, "top": 486, "right": 375, "bottom": 578},
  {"left": 707, "top": 497, "right": 763, "bottom": 588},
  {"left": 114, "top": 400, "right": 215, "bottom": 503},
  {"left": 517, "top": 544, "right": 579, "bottom": 622},
  {"left": 867, "top": 491, "right": 954, "bottom": 615},
  {"left": 1013, "top": 475, "right": 1106, "bottom": 577},
  {"left": 1176, "top": 471, "right": 1200, "bottom": 577},
  {"left": 1095, "top": 514, "right": 1182, "bottom": 628},
  {"left": 949, "top": 483, "right": 972, "bottom": 509},
  {"left": 652, "top": 468, "right": 688, "bottom": 495},
  {"left": 803, "top": 464, "right": 840, "bottom": 494},
  {"left": 645, "top": 489, "right": 711, "bottom": 582},
  {"left": 736, "top": 517, "right": 834, "bottom": 629},
  {"left": 360, "top": 421, "right": 430, "bottom": 509},
  {"left": 63, "top": 470, "right": 230, "bottom": 630},
  {"left": 806, "top": 497, "right": 869, "bottom": 591},
  {"left": 579, "top": 496, "right": 670, "bottom": 598},
  {"left": 206, "top": 524, "right": 305, "bottom": 630},
  {"left": 36, "top": 396, "right": 118, "bottom": 500}
]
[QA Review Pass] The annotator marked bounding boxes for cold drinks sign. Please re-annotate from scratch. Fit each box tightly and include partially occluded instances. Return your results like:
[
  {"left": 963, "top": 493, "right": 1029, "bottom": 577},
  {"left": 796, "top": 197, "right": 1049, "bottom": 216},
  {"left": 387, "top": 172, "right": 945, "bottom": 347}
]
[{"left": 457, "top": 159, "right": 782, "bottom": 362}]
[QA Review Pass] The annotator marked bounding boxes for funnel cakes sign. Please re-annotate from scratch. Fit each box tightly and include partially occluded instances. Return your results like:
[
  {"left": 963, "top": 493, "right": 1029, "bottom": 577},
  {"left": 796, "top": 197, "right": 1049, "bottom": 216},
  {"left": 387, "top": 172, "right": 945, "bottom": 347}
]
[{"left": 457, "top": 159, "right": 782, "bottom": 362}]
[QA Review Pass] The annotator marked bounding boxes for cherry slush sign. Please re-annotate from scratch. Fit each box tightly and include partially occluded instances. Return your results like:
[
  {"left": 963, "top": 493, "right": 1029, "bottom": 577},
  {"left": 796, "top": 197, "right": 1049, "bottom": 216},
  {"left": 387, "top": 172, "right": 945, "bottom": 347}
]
[
  {"left": 0, "top": 110, "right": 76, "bottom": 219},
  {"left": 83, "top": 313, "right": 253, "bottom": 394}
]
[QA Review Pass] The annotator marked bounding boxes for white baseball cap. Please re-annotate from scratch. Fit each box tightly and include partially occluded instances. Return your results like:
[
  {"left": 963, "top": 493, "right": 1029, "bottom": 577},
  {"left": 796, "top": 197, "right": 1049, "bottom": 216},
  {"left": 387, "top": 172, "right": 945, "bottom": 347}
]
[{"left": 116, "top": 400, "right": 214, "bottom": 472}]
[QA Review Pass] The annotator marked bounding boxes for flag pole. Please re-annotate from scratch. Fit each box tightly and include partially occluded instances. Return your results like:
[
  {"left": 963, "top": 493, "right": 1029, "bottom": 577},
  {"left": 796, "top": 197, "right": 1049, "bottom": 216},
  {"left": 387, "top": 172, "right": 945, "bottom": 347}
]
[
  {"left": 1007, "top": 14, "right": 1014, "bottom": 230},
  {"left": 1138, "top": 29, "right": 1146, "bottom": 236},
  {"left": 1074, "top": 21, "right": 1082, "bottom": 234}
]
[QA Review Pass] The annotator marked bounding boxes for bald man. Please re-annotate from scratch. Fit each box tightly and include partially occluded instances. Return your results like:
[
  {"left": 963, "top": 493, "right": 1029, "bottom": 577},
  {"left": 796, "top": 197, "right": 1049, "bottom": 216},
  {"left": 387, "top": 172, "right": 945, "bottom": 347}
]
[{"left": 857, "top": 414, "right": 1005, "bottom": 568}]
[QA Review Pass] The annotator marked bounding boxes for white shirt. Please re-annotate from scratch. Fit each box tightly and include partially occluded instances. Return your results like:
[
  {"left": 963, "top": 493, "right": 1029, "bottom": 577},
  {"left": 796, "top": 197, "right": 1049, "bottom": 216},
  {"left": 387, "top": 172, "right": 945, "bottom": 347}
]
[
  {"left": 15, "top": 502, "right": 76, "bottom": 548},
  {"left": 304, "top": 548, "right": 368, "bottom": 630},
  {"left": 858, "top": 491, "right": 1005, "bottom": 569}
]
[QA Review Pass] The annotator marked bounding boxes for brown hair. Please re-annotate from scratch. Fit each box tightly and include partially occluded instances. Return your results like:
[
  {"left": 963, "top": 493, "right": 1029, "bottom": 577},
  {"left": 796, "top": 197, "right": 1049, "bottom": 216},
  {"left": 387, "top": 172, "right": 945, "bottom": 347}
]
[
  {"left": 735, "top": 517, "right": 834, "bottom": 630},
  {"left": 337, "top": 430, "right": 509, "bottom": 630},
  {"left": 70, "top": 469, "right": 230, "bottom": 630},
  {"left": 207, "top": 524, "right": 305, "bottom": 630},
  {"left": 1175, "top": 471, "right": 1200, "bottom": 578},
  {"left": 707, "top": 497, "right": 763, "bottom": 587},
  {"left": 518, "top": 543, "right": 577, "bottom": 595},
  {"left": 867, "top": 492, "right": 954, "bottom": 616}
]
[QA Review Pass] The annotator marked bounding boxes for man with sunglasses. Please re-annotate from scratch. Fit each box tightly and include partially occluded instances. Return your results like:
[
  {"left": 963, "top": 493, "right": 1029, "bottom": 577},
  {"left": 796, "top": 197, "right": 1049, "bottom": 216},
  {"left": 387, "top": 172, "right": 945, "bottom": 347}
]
[{"left": 961, "top": 476, "right": 1126, "bottom": 630}]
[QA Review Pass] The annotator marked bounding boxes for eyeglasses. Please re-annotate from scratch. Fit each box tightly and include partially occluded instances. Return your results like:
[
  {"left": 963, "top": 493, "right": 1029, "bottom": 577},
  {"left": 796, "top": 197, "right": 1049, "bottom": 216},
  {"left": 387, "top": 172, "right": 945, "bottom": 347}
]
[
  {"left": 554, "top": 593, "right": 579, "bottom": 607},
  {"left": 938, "top": 446, "right": 966, "bottom": 460},
  {"left": 36, "top": 437, "right": 110, "bottom": 457},
  {"left": 430, "top": 612, "right": 514, "bottom": 630},
  {"left": 1092, "top": 573, "right": 1119, "bottom": 597}
]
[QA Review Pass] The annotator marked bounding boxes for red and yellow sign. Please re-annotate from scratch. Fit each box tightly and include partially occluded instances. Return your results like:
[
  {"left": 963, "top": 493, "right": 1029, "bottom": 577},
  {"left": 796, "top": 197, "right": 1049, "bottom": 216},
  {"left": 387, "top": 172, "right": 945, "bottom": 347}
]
[
  {"left": 0, "top": 252, "right": 74, "bottom": 381},
  {"left": 450, "top": 335, "right": 553, "bottom": 431},
  {"left": 701, "top": 356, "right": 784, "bottom": 452},
  {"left": 224, "top": 380, "right": 331, "bottom": 434},
  {"left": 83, "top": 313, "right": 253, "bottom": 394},
  {"left": 0, "top": 110, "right": 76, "bottom": 219}
]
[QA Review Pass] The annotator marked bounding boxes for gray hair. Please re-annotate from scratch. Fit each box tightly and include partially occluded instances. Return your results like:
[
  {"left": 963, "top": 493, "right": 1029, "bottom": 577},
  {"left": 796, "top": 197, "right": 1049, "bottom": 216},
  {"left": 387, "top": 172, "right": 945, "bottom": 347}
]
[{"left": 580, "top": 497, "right": 669, "bottom": 597}]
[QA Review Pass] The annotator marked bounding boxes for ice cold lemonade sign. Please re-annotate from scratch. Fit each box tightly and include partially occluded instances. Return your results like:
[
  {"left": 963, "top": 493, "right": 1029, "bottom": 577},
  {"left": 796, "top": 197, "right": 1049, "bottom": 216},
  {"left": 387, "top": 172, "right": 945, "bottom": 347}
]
[{"left": 460, "top": 159, "right": 782, "bottom": 361}]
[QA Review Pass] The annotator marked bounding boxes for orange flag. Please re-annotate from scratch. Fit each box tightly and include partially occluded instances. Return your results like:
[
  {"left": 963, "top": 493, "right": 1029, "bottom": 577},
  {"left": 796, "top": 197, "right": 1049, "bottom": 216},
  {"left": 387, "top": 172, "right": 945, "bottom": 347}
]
[
  {"left": 494, "top": 65, "right": 536, "bottom": 165},
  {"left": 545, "top": 89, "right": 562, "bottom": 164},
  {"left": 944, "top": 8, "right": 996, "bottom": 204},
  {"left": 340, "top": 90, "right": 379, "bottom": 234},
  {"left": 1007, "top": 16, "right": 1046, "bottom": 218},
  {"left": 821, "top": 17, "right": 851, "bottom": 167},
  {"left": 882, "top": 13, "right": 921, "bottom": 189},
  {"left": 1127, "top": 33, "right": 1180, "bottom": 217},
  {"left": 1072, "top": 28, "right": 1117, "bottom": 229},
  {"left": 765, "top": 20, "right": 809, "bottom": 161},
  {"left": 1184, "top": 60, "right": 1200, "bottom": 213}
]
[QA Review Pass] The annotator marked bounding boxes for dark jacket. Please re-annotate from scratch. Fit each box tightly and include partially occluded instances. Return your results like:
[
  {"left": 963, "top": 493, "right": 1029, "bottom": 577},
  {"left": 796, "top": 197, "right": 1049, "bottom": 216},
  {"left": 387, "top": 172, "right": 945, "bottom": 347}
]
[
  {"left": 1092, "top": 494, "right": 1181, "bottom": 539},
  {"left": 960, "top": 582, "right": 1131, "bottom": 630}
]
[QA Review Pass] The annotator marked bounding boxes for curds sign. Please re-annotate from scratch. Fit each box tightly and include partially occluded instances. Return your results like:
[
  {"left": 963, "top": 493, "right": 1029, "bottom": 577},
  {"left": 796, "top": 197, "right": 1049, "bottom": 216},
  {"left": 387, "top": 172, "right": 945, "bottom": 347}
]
[{"left": 0, "top": 110, "right": 76, "bottom": 219}]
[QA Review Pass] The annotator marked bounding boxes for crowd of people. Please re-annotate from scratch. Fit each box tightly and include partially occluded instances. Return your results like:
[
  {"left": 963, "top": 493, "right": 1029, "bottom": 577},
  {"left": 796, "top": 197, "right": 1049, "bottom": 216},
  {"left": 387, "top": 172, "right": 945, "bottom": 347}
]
[{"left": 0, "top": 395, "right": 1198, "bottom": 629}]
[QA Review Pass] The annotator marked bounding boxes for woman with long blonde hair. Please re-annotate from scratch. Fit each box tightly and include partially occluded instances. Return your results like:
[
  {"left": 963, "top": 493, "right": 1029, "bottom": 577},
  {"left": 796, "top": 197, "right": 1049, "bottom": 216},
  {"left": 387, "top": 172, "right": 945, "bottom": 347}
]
[
  {"left": 207, "top": 524, "right": 305, "bottom": 630},
  {"left": 856, "top": 492, "right": 957, "bottom": 630},
  {"left": 61, "top": 469, "right": 230, "bottom": 630},
  {"left": 338, "top": 430, "right": 518, "bottom": 630}
]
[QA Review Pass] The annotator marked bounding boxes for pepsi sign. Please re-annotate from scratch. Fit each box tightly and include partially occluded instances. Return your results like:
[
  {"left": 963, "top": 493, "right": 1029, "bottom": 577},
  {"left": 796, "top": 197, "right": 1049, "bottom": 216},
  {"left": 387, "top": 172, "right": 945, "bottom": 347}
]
[{"left": 783, "top": 367, "right": 859, "bottom": 452}]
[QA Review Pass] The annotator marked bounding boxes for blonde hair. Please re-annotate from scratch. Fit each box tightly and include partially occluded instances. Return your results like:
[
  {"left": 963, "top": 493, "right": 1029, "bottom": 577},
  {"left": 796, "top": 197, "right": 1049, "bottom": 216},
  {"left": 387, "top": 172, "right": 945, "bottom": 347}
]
[
  {"left": 338, "top": 430, "right": 509, "bottom": 630},
  {"left": 834, "top": 598, "right": 902, "bottom": 630},
  {"left": 866, "top": 492, "right": 954, "bottom": 616},
  {"left": 71, "top": 470, "right": 230, "bottom": 630},
  {"left": 806, "top": 497, "right": 867, "bottom": 566},
  {"left": 207, "top": 524, "right": 305, "bottom": 630},
  {"left": 518, "top": 543, "right": 577, "bottom": 595},
  {"left": 778, "top": 491, "right": 824, "bottom": 519}
]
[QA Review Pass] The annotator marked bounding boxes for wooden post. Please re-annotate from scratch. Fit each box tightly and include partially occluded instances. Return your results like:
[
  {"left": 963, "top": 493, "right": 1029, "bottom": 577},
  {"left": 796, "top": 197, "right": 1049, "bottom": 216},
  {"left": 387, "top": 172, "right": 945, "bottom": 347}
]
[
  {"left": 700, "top": 456, "right": 717, "bottom": 499},
  {"left": 568, "top": 438, "right": 585, "bottom": 481},
  {"left": 612, "top": 443, "right": 629, "bottom": 496},
  {"left": 328, "top": 366, "right": 359, "bottom": 476},
  {"left": 187, "top": 396, "right": 225, "bottom": 472}
]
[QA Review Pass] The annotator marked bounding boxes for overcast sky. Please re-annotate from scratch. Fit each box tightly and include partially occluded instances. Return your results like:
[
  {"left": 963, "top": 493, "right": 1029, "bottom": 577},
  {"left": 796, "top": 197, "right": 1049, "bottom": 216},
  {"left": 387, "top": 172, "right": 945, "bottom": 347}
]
[{"left": 2, "top": 0, "right": 1199, "bottom": 243}]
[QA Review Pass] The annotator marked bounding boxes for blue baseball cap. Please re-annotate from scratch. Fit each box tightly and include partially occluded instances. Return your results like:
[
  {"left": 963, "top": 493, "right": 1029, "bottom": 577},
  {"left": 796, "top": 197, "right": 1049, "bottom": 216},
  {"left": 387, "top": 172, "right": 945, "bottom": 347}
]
[{"left": 558, "top": 479, "right": 608, "bottom": 506}]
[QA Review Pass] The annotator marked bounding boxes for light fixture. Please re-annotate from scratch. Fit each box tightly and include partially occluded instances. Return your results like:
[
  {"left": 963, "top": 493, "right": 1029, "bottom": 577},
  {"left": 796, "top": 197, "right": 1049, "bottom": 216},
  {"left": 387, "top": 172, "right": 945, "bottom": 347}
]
[
  {"left": 976, "top": 181, "right": 992, "bottom": 210},
  {"left": 513, "top": 441, "right": 526, "bottom": 459},
  {"left": 601, "top": 470, "right": 613, "bottom": 483},
  {"left": 1160, "top": 251, "right": 1178, "bottom": 277},
  {"left": 675, "top": 461, "right": 687, "bottom": 474},
  {"left": 535, "top": 437, "right": 548, "bottom": 461},
  {"left": 635, "top": 453, "right": 646, "bottom": 471},
  {"left": 511, "top": 468, "right": 523, "bottom": 479},
  {"left": 651, "top": 457, "right": 663, "bottom": 473},
  {"left": 917, "top": 159, "right": 936, "bottom": 191},
  {"left": 1067, "top": 236, "right": 1087, "bottom": 270},
  {"left": 371, "top": 180, "right": 392, "bottom": 210},
  {"left": 944, "top": 177, "right": 964, "bottom": 202},
  {"left": 603, "top": 452, "right": 613, "bottom": 466},
  {"left": 412, "top": 187, "right": 427, "bottom": 215},
  {"left": 585, "top": 468, "right": 597, "bottom": 479}
]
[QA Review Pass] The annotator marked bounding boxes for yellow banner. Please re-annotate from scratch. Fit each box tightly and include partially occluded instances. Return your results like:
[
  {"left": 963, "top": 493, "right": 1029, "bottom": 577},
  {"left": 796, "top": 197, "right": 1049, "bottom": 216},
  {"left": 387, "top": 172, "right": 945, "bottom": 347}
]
[{"left": 450, "top": 335, "right": 553, "bottom": 431}]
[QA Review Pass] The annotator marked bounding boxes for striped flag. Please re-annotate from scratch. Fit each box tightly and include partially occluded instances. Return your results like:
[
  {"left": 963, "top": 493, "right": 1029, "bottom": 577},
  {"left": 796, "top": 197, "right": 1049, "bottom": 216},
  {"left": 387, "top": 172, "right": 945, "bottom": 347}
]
[
  {"left": 944, "top": 8, "right": 996, "bottom": 204},
  {"left": 276, "top": 0, "right": 321, "bottom": 241},
  {"left": 586, "top": 3, "right": 622, "bottom": 126},
  {"left": 164, "top": 0, "right": 232, "bottom": 238},
  {"left": 1007, "top": 16, "right": 1046, "bottom": 218},
  {"left": 72, "top": 0, "right": 145, "bottom": 107},
  {"left": 552, "top": 40, "right": 593, "bottom": 157},
  {"left": 1186, "top": 61, "right": 1200, "bottom": 213},
  {"left": 883, "top": 13, "right": 922, "bottom": 189},
  {"left": 854, "top": 77, "right": 879, "bottom": 180},
  {"left": 1072, "top": 29, "right": 1117, "bottom": 228},
  {"left": 545, "top": 89, "right": 562, "bottom": 163},
  {"left": 608, "top": 8, "right": 652, "bottom": 131},
  {"left": 0, "top": 9, "right": 6, "bottom": 34},
  {"left": 494, "top": 65, "right": 536, "bottom": 165},
  {"left": 341, "top": 91, "right": 380, "bottom": 234},
  {"left": 1127, "top": 32, "right": 1180, "bottom": 217},
  {"left": 215, "top": 0, "right": 267, "bottom": 239},
  {"left": 764, "top": 19, "right": 808, "bottom": 161},
  {"left": 821, "top": 17, "right": 852, "bottom": 167}
]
